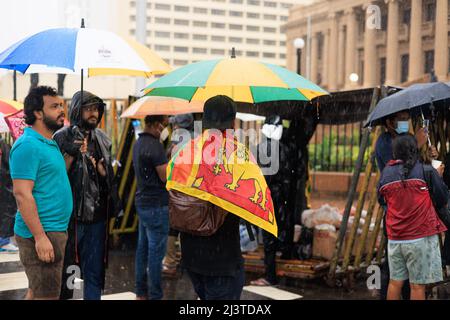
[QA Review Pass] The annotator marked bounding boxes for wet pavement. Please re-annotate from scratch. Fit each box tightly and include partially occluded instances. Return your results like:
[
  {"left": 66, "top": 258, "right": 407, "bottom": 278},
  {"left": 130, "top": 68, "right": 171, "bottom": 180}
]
[{"left": 0, "top": 233, "right": 377, "bottom": 300}]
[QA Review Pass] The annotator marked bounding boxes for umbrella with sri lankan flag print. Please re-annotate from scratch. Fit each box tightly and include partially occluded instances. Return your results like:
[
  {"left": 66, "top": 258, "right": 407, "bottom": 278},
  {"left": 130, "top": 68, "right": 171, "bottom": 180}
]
[
  {"left": 143, "top": 49, "right": 328, "bottom": 104},
  {"left": 166, "top": 129, "right": 277, "bottom": 237}
]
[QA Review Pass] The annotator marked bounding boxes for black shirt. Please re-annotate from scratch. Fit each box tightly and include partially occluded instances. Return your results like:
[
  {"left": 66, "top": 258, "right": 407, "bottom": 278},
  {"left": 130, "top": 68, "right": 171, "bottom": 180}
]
[
  {"left": 133, "top": 132, "right": 168, "bottom": 206},
  {"left": 180, "top": 214, "right": 243, "bottom": 277}
]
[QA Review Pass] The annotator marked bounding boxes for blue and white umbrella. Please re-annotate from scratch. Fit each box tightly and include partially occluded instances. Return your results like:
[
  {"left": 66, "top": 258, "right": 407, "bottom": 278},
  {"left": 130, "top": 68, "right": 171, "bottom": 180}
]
[{"left": 0, "top": 25, "right": 152, "bottom": 76}]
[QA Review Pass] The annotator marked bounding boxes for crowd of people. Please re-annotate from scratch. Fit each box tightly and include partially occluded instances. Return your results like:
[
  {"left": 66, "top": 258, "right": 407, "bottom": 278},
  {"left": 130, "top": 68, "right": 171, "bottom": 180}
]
[{"left": 1, "top": 85, "right": 450, "bottom": 301}]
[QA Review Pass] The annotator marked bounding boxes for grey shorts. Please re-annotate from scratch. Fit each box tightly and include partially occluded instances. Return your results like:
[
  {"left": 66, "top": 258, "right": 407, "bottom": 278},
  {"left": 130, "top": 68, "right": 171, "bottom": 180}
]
[
  {"left": 16, "top": 232, "right": 68, "bottom": 298},
  {"left": 388, "top": 234, "right": 443, "bottom": 285}
]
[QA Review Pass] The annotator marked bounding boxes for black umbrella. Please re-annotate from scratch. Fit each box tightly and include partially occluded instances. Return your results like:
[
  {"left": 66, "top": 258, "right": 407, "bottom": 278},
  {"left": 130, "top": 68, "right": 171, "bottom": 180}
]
[{"left": 365, "top": 82, "right": 450, "bottom": 127}]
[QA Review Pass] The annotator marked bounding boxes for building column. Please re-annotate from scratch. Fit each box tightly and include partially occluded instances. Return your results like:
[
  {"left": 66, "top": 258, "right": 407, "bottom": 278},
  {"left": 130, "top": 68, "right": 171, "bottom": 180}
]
[
  {"left": 364, "top": 3, "right": 377, "bottom": 87},
  {"left": 322, "top": 29, "right": 329, "bottom": 87},
  {"left": 408, "top": 0, "right": 423, "bottom": 82},
  {"left": 385, "top": 0, "right": 399, "bottom": 85},
  {"left": 310, "top": 33, "right": 319, "bottom": 83},
  {"left": 435, "top": 0, "right": 449, "bottom": 81},
  {"left": 345, "top": 7, "right": 357, "bottom": 88},
  {"left": 328, "top": 12, "right": 339, "bottom": 91},
  {"left": 337, "top": 20, "right": 346, "bottom": 88}
]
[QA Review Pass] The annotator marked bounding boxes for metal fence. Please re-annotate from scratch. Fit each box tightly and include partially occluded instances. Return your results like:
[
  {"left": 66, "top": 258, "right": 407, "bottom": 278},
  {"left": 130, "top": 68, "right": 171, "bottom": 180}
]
[{"left": 309, "top": 121, "right": 374, "bottom": 172}]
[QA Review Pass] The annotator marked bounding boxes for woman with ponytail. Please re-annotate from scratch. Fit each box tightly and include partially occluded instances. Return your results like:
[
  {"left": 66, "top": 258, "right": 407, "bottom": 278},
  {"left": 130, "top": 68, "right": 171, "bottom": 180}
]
[{"left": 378, "top": 133, "right": 448, "bottom": 300}]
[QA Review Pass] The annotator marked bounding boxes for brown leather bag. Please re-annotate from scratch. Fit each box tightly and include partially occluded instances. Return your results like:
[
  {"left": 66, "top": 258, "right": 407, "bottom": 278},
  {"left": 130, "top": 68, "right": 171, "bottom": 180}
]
[{"left": 169, "top": 189, "right": 228, "bottom": 236}]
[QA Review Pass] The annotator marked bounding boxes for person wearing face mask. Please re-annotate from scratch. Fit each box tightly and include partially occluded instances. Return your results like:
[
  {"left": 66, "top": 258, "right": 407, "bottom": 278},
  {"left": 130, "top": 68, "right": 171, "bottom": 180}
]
[
  {"left": 375, "top": 110, "right": 440, "bottom": 300},
  {"left": 132, "top": 115, "right": 170, "bottom": 300},
  {"left": 251, "top": 115, "right": 295, "bottom": 286},
  {"left": 375, "top": 111, "right": 438, "bottom": 172}
]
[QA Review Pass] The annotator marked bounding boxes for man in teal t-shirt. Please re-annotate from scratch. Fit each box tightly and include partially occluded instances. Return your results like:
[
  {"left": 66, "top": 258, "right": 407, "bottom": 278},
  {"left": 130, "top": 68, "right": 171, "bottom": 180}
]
[{"left": 9, "top": 86, "right": 72, "bottom": 300}]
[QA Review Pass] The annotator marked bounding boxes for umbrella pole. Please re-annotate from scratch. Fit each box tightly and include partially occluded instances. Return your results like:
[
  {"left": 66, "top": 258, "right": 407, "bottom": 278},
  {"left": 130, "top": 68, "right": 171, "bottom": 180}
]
[
  {"left": 81, "top": 68, "right": 84, "bottom": 109},
  {"left": 13, "top": 70, "right": 17, "bottom": 100}
]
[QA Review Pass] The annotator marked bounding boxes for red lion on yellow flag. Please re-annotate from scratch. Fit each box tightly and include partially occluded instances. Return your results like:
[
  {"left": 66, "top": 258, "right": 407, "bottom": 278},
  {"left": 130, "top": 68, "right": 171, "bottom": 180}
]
[{"left": 166, "top": 129, "right": 277, "bottom": 237}]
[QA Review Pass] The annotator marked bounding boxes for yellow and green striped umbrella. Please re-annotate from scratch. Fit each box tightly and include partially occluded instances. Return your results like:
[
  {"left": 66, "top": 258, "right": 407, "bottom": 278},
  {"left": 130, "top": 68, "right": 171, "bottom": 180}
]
[{"left": 143, "top": 57, "right": 328, "bottom": 104}]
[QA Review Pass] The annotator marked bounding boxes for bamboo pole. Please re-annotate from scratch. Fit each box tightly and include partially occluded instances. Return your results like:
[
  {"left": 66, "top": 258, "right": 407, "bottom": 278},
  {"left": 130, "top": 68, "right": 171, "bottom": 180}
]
[
  {"left": 341, "top": 129, "right": 379, "bottom": 271},
  {"left": 353, "top": 170, "right": 381, "bottom": 269},
  {"left": 327, "top": 87, "right": 381, "bottom": 284},
  {"left": 365, "top": 206, "right": 384, "bottom": 266}
]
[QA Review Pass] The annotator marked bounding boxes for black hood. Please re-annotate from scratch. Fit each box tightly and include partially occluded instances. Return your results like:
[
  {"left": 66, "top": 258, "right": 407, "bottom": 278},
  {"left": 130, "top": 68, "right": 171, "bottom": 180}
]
[{"left": 69, "top": 90, "right": 105, "bottom": 127}]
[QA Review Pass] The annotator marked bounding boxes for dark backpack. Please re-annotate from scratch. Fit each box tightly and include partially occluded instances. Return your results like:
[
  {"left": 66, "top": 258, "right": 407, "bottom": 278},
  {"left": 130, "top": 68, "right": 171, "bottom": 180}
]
[{"left": 423, "top": 165, "right": 450, "bottom": 229}]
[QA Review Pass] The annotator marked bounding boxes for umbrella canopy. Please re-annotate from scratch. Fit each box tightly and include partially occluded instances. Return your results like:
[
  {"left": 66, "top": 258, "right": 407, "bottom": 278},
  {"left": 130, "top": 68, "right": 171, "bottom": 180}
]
[
  {"left": 0, "top": 99, "right": 23, "bottom": 115},
  {"left": 143, "top": 57, "right": 328, "bottom": 103},
  {"left": 365, "top": 82, "right": 450, "bottom": 127},
  {"left": 121, "top": 96, "right": 204, "bottom": 118},
  {"left": 0, "top": 113, "right": 9, "bottom": 133},
  {"left": 0, "top": 27, "right": 166, "bottom": 77}
]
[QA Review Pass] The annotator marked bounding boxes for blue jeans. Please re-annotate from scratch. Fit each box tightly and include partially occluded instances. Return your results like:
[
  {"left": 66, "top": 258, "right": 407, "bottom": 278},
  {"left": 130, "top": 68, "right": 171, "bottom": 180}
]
[
  {"left": 77, "top": 220, "right": 106, "bottom": 300},
  {"left": 135, "top": 204, "right": 169, "bottom": 300},
  {"left": 187, "top": 264, "right": 245, "bottom": 300}
]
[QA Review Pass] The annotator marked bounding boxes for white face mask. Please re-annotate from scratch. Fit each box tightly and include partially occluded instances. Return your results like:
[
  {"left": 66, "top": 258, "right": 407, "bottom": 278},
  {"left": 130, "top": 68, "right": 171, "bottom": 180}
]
[
  {"left": 262, "top": 124, "right": 283, "bottom": 141},
  {"left": 160, "top": 126, "right": 169, "bottom": 143}
]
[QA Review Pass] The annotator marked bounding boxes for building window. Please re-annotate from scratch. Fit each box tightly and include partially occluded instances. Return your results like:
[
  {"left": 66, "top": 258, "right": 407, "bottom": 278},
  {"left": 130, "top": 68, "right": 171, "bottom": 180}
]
[
  {"left": 401, "top": 54, "right": 409, "bottom": 83},
  {"left": 130, "top": 29, "right": 135, "bottom": 36},
  {"left": 174, "top": 59, "right": 188, "bottom": 66},
  {"left": 229, "top": 24, "right": 243, "bottom": 30},
  {"left": 379, "top": 57, "right": 386, "bottom": 85},
  {"left": 318, "top": 34, "right": 323, "bottom": 60},
  {"left": 146, "top": 31, "right": 151, "bottom": 37},
  {"left": 130, "top": 1, "right": 135, "bottom": 7},
  {"left": 155, "top": 17, "right": 170, "bottom": 24},
  {"left": 130, "top": 15, "right": 136, "bottom": 21},
  {"left": 381, "top": 14, "right": 387, "bottom": 31},
  {"left": 147, "top": 17, "right": 151, "bottom": 23},
  {"left": 425, "top": 2, "right": 436, "bottom": 22},
  {"left": 264, "top": 14, "right": 277, "bottom": 20},
  {"left": 211, "top": 36, "right": 226, "bottom": 42},
  {"left": 402, "top": 8, "right": 411, "bottom": 25},
  {"left": 263, "top": 27, "right": 276, "bottom": 33},
  {"left": 174, "top": 19, "right": 189, "bottom": 26},
  {"left": 247, "top": 0, "right": 260, "bottom": 5},
  {"left": 211, "top": 49, "right": 225, "bottom": 55},
  {"left": 193, "top": 7, "right": 207, "bottom": 14},
  {"left": 155, "top": 3, "right": 171, "bottom": 10},
  {"left": 264, "top": 1, "right": 277, "bottom": 7},
  {"left": 247, "top": 12, "right": 260, "bottom": 19},
  {"left": 155, "top": 45, "right": 170, "bottom": 51},
  {"left": 155, "top": 31, "right": 170, "bottom": 38},
  {"left": 246, "top": 51, "right": 260, "bottom": 57},
  {"left": 425, "top": 50, "right": 435, "bottom": 73},
  {"left": 230, "top": 11, "right": 243, "bottom": 17},
  {"left": 174, "top": 33, "right": 189, "bottom": 39},
  {"left": 174, "top": 46, "right": 189, "bottom": 53},
  {"left": 229, "top": 37, "right": 243, "bottom": 43},
  {"left": 280, "top": 3, "right": 292, "bottom": 9},
  {"left": 279, "top": 53, "right": 286, "bottom": 59},
  {"left": 230, "top": 0, "right": 243, "bottom": 3},
  {"left": 229, "top": 49, "right": 243, "bottom": 56},
  {"left": 212, "top": 23, "right": 226, "bottom": 29},
  {"left": 193, "top": 21, "right": 208, "bottom": 27},
  {"left": 263, "top": 52, "right": 276, "bottom": 58},
  {"left": 193, "top": 48, "right": 207, "bottom": 54},
  {"left": 280, "top": 15, "right": 288, "bottom": 22},
  {"left": 247, "top": 25, "right": 260, "bottom": 32},
  {"left": 212, "top": 9, "right": 225, "bottom": 15},
  {"left": 193, "top": 34, "right": 208, "bottom": 40},
  {"left": 246, "top": 38, "right": 260, "bottom": 44},
  {"left": 264, "top": 40, "right": 276, "bottom": 46},
  {"left": 279, "top": 41, "right": 286, "bottom": 46},
  {"left": 174, "top": 5, "right": 189, "bottom": 12}
]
